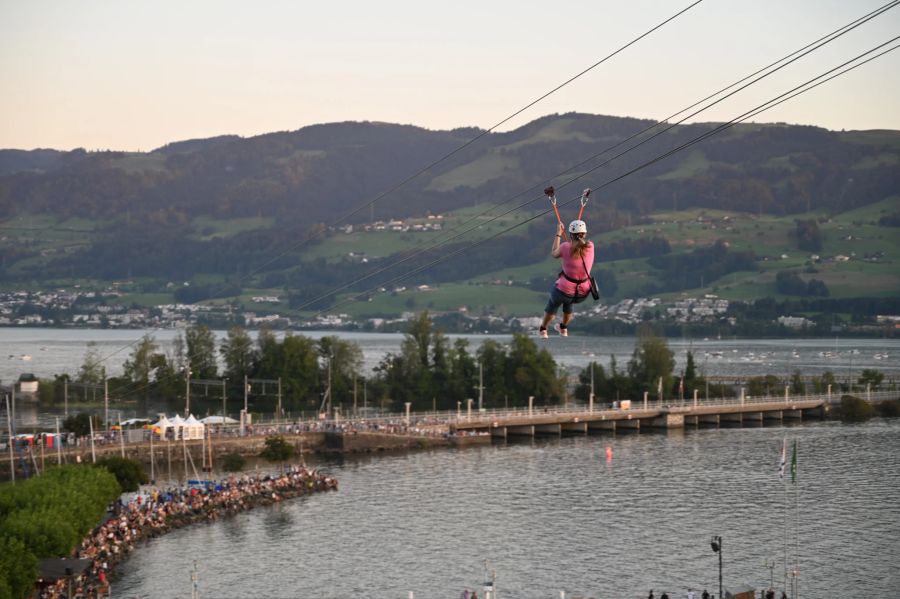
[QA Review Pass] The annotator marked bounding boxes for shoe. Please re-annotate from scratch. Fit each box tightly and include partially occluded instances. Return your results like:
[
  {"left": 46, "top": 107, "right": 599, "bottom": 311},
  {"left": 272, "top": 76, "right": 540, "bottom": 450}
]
[
  {"left": 554, "top": 324, "right": 568, "bottom": 337},
  {"left": 539, "top": 327, "right": 549, "bottom": 339}
]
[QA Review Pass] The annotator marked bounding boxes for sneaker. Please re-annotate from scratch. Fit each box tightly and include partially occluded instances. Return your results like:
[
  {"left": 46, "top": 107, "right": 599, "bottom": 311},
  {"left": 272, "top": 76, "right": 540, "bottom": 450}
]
[
  {"left": 539, "top": 327, "right": 549, "bottom": 339},
  {"left": 554, "top": 323, "right": 568, "bottom": 337}
]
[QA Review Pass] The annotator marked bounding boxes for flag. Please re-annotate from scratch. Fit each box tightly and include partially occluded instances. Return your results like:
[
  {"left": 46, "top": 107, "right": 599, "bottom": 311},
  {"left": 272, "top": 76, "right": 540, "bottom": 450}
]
[
  {"left": 791, "top": 440, "right": 798, "bottom": 483},
  {"left": 779, "top": 438, "right": 786, "bottom": 480}
]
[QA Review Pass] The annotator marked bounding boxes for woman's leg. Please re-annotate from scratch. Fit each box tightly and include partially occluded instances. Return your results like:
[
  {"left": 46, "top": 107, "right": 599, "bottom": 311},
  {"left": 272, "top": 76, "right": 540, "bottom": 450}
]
[{"left": 541, "top": 312, "right": 555, "bottom": 329}]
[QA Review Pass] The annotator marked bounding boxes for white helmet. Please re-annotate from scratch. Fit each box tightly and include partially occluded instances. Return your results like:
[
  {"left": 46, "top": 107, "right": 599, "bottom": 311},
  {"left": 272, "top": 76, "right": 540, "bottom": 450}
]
[{"left": 568, "top": 220, "right": 587, "bottom": 234}]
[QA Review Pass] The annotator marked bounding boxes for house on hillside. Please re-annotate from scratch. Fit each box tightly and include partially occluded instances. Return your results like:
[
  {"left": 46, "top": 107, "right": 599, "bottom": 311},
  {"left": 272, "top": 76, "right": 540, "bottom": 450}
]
[{"left": 18, "top": 373, "right": 39, "bottom": 399}]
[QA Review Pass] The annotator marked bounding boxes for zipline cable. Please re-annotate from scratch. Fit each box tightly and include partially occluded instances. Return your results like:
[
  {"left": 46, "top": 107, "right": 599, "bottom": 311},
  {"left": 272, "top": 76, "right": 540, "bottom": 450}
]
[
  {"left": 224, "top": 0, "right": 706, "bottom": 282},
  {"left": 310, "top": 36, "right": 900, "bottom": 322},
  {"left": 88, "top": 1, "right": 707, "bottom": 373},
  {"left": 107, "top": 37, "right": 900, "bottom": 404},
  {"left": 292, "top": 1, "right": 898, "bottom": 313}
]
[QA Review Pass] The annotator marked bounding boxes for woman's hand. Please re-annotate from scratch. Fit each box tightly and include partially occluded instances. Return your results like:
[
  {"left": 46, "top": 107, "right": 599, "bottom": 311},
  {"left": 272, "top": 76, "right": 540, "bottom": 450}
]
[{"left": 557, "top": 223, "right": 565, "bottom": 237}]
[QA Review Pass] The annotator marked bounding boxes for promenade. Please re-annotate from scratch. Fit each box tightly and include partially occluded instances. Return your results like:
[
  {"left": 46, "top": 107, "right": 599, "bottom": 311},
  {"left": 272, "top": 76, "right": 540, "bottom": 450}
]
[{"left": 34, "top": 465, "right": 337, "bottom": 599}]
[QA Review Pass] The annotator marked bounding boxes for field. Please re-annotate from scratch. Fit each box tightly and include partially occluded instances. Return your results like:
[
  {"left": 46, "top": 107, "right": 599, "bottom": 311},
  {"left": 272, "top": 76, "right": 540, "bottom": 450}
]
[{"left": 2, "top": 194, "right": 896, "bottom": 319}]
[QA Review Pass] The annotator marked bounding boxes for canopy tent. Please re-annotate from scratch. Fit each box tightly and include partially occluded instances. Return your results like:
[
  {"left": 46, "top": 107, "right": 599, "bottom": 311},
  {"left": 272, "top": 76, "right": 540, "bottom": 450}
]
[
  {"left": 199, "top": 415, "right": 239, "bottom": 425},
  {"left": 151, "top": 415, "right": 172, "bottom": 438},
  {"left": 120, "top": 418, "right": 151, "bottom": 427},
  {"left": 182, "top": 414, "right": 205, "bottom": 440}
]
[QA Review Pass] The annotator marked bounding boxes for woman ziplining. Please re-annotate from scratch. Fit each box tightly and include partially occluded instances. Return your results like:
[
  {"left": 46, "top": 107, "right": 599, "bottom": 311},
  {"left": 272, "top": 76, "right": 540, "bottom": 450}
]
[{"left": 538, "top": 187, "right": 598, "bottom": 338}]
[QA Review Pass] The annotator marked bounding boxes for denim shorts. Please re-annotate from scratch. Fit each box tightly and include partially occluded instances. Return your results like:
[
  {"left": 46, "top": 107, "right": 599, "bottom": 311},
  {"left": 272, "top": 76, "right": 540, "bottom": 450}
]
[{"left": 544, "top": 285, "right": 580, "bottom": 315}]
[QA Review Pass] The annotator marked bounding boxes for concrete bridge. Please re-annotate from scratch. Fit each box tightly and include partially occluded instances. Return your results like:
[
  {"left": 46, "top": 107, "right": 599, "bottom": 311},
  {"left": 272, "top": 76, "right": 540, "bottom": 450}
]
[{"left": 448, "top": 391, "right": 896, "bottom": 439}]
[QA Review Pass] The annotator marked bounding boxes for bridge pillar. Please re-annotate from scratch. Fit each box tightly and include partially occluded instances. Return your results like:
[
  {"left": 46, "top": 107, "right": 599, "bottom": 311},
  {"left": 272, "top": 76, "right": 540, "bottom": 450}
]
[
  {"left": 720, "top": 412, "right": 743, "bottom": 426},
  {"left": 617, "top": 418, "right": 640, "bottom": 432},
  {"left": 490, "top": 426, "right": 507, "bottom": 440},
  {"left": 762, "top": 410, "right": 783, "bottom": 422},
  {"left": 507, "top": 425, "right": 535, "bottom": 437},
  {"left": 651, "top": 414, "right": 684, "bottom": 429},
  {"left": 783, "top": 409, "right": 803, "bottom": 420},
  {"left": 534, "top": 423, "right": 561, "bottom": 437},
  {"left": 587, "top": 420, "right": 616, "bottom": 433},
  {"left": 744, "top": 412, "right": 763, "bottom": 425},
  {"left": 683, "top": 415, "right": 699, "bottom": 427},
  {"left": 803, "top": 405, "right": 827, "bottom": 418},
  {"left": 698, "top": 414, "right": 720, "bottom": 427},
  {"left": 561, "top": 421, "right": 587, "bottom": 435}
]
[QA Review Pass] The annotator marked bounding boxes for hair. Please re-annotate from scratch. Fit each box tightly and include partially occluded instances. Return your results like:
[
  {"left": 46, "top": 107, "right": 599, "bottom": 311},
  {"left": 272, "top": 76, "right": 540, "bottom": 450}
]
[{"left": 569, "top": 233, "right": 591, "bottom": 258}]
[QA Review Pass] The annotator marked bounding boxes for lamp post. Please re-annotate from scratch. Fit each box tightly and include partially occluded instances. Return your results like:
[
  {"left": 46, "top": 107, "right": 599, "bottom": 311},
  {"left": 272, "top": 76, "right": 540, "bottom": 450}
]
[
  {"left": 710, "top": 535, "right": 722, "bottom": 599},
  {"left": 184, "top": 368, "right": 192, "bottom": 417}
]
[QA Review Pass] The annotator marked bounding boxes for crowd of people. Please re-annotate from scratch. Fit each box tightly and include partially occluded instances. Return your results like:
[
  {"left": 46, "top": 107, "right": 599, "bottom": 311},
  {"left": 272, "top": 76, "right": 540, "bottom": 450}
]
[{"left": 36, "top": 465, "right": 337, "bottom": 599}]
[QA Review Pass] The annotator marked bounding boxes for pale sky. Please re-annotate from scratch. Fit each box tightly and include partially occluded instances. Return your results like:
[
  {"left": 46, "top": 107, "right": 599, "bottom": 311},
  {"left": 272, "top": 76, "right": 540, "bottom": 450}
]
[{"left": 1, "top": 0, "right": 898, "bottom": 151}]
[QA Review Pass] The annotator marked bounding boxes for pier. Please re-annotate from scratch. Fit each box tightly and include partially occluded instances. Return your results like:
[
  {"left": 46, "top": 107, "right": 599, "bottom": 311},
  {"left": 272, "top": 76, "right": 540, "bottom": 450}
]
[{"left": 448, "top": 390, "right": 897, "bottom": 438}]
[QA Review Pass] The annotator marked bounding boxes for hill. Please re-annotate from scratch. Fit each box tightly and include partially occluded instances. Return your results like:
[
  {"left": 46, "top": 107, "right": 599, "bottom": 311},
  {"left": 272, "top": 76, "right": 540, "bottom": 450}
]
[{"left": 0, "top": 113, "right": 897, "bottom": 322}]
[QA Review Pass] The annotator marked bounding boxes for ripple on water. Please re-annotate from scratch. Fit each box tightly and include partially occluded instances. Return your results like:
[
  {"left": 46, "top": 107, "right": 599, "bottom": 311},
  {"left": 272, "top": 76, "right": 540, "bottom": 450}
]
[{"left": 115, "top": 420, "right": 900, "bottom": 598}]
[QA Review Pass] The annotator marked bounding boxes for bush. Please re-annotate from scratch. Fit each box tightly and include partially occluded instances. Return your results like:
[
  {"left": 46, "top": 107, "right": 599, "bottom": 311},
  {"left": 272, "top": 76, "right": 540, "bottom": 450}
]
[
  {"left": 221, "top": 452, "right": 247, "bottom": 472},
  {"left": 876, "top": 398, "right": 900, "bottom": 418},
  {"left": 259, "top": 435, "right": 293, "bottom": 465},
  {"left": 839, "top": 395, "right": 874, "bottom": 422},
  {"left": 0, "top": 465, "right": 120, "bottom": 599},
  {"left": 95, "top": 457, "right": 148, "bottom": 492}
]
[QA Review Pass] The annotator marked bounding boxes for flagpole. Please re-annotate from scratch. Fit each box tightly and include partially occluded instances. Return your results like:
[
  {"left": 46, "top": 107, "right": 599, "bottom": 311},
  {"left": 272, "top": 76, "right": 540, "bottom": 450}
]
[
  {"left": 782, "top": 438, "right": 788, "bottom": 594},
  {"left": 794, "top": 440, "right": 800, "bottom": 599}
]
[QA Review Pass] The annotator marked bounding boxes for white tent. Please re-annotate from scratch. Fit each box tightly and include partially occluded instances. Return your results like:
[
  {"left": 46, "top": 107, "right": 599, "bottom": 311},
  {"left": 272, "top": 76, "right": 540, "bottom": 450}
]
[
  {"left": 152, "top": 415, "right": 172, "bottom": 438},
  {"left": 200, "top": 415, "right": 239, "bottom": 425},
  {"left": 169, "top": 414, "right": 185, "bottom": 439},
  {"left": 182, "top": 415, "right": 205, "bottom": 440}
]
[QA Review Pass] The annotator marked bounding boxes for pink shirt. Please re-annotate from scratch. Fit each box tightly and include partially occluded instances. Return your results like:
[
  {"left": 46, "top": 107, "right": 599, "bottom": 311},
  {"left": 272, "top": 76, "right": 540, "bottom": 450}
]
[{"left": 555, "top": 241, "right": 595, "bottom": 296}]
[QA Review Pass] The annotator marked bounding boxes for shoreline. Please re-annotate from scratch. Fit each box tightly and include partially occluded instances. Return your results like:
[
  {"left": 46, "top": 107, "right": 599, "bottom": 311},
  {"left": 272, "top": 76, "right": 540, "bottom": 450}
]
[{"left": 35, "top": 465, "right": 337, "bottom": 599}]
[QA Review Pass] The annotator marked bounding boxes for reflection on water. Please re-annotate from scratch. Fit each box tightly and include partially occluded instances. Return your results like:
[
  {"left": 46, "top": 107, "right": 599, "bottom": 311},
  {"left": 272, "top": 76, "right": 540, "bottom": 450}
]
[{"left": 115, "top": 419, "right": 900, "bottom": 598}]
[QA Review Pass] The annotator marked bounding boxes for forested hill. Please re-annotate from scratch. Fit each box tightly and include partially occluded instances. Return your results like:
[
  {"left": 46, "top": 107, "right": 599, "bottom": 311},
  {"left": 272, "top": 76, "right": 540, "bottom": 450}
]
[
  {"left": 0, "top": 113, "right": 898, "bottom": 288},
  {"left": 2, "top": 113, "right": 898, "bottom": 223}
]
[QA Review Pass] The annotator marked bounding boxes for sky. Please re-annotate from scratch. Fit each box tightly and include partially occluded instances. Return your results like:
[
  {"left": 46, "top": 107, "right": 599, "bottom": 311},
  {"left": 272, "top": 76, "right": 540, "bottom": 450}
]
[{"left": 1, "top": 0, "right": 898, "bottom": 151}]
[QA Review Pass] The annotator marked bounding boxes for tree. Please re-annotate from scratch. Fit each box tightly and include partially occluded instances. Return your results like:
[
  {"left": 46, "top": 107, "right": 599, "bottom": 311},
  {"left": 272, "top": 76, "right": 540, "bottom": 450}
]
[
  {"left": 857, "top": 369, "right": 884, "bottom": 390},
  {"left": 221, "top": 452, "right": 247, "bottom": 472},
  {"left": 794, "top": 219, "right": 823, "bottom": 252},
  {"left": 627, "top": 328, "right": 675, "bottom": 398},
  {"left": 123, "top": 334, "right": 158, "bottom": 391},
  {"left": 574, "top": 361, "right": 607, "bottom": 402},
  {"left": 506, "top": 333, "right": 562, "bottom": 404},
  {"left": 318, "top": 336, "right": 364, "bottom": 408},
  {"left": 62, "top": 412, "right": 100, "bottom": 436},
  {"left": 259, "top": 435, "right": 293, "bottom": 471},
  {"left": 77, "top": 341, "right": 105, "bottom": 384},
  {"left": 220, "top": 326, "right": 255, "bottom": 383},
  {"left": 185, "top": 324, "right": 217, "bottom": 379},
  {"left": 790, "top": 370, "right": 806, "bottom": 394},
  {"left": 95, "top": 457, "right": 148, "bottom": 492}
]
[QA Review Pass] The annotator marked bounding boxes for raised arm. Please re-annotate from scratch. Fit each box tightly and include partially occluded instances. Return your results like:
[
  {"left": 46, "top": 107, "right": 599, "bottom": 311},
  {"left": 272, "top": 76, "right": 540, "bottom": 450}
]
[{"left": 551, "top": 222, "right": 564, "bottom": 258}]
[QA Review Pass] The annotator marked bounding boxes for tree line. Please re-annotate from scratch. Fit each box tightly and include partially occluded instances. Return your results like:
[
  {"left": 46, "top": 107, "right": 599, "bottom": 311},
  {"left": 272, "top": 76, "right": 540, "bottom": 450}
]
[{"left": 37, "top": 311, "right": 895, "bottom": 419}]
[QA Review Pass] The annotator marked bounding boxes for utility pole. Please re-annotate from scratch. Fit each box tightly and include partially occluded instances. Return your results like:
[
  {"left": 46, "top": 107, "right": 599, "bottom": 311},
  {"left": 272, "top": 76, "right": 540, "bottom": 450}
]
[
  {"left": 6, "top": 393, "right": 14, "bottom": 483},
  {"left": 244, "top": 374, "right": 249, "bottom": 413},
  {"left": 104, "top": 378, "right": 109, "bottom": 432},
  {"left": 475, "top": 361, "right": 485, "bottom": 411},
  {"left": 184, "top": 369, "right": 191, "bottom": 416},
  {"left": 222, "top": 378, "right": 227, "bottom": 420},
  {"left": 277, "top": 377, "right": 283, "bottom": 422},
  {"left": 589, "top": 363, "right": 595, "bottom": 413},
  {"left": 353, "top": 376, "right": 358, "bottom": 417},
  {"left": 64, "top": 378, "right": 68, "bottom": 417}
]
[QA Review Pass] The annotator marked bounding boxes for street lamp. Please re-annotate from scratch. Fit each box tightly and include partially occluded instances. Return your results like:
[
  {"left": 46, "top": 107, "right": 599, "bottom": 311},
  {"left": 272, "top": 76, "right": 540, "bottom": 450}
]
[
  {"left": 710, "top": 535, "right": 722, "bottom": 599},
  {"left": 184, "top": 368, "right": 192, "bottom": 416}
]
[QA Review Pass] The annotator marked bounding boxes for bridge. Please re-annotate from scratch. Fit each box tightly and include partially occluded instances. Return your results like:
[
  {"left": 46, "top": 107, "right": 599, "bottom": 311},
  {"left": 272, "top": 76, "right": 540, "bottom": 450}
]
[{"left": 447, "top": 390, "right": 897, "bottom": 439}]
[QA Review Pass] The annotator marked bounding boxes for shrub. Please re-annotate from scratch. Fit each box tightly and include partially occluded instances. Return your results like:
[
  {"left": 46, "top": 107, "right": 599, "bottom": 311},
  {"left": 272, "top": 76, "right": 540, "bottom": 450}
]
[
  {"left": 95, "top": 457, "right": 149, "bottom": 493},
  {"left": 876, "top": 398, "right": 900, "bottom": 418},
  {"left": 222, "top": 452, "right": 247, "bottom": 472},
  {"left": 839, "top": 395, "right": 874, "bottom": 422}
]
